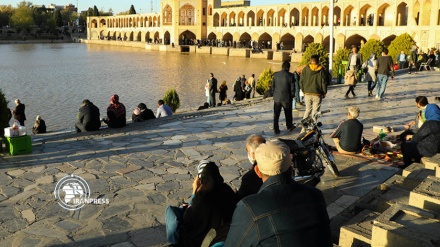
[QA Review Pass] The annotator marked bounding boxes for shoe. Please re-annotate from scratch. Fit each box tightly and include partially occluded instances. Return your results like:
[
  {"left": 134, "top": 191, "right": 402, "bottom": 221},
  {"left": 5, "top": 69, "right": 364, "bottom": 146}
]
[
  {"left": 408, "top": 72, "right": 411, "bottom": 74},
  {"left": 368, "top": 91, "right": 373, "bottom": 97},
  {"left": 292, "top": 108, "right": 298, "bottom": 112},
  {"left": 344, "top": 95, "right": 349, "bottom": 99},
  {"left": 352, "top": 93, "right": 356, "bottom": 97},
  {"left": 375, "top": 95, "right": 379, "bottom": 99},
  {"left": 414, "top": 72, "right": 418, "bottom": 74},
  {"left": 274, "top": 130, "right": 281, "bottom": 135}
]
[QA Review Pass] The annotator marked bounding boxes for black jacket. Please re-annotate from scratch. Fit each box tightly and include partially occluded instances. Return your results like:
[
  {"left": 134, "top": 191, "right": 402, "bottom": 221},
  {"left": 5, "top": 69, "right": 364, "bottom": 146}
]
[
  {"left": 180, "top": 183, "right": 238, "bottom": 247},
  {"left": 14, "top": 103, "right": 26, "bottom": 121},
  {"left": 78, "top": 103, "right": 101, "bottom": 131},
  {"left": 272, "top": 69, "right": 295, "bottom": 103},
  {"left": 209, "top": 77, "right": 218, "bottom": 95},
  {"left": 236, "top": 167, "right": 262, "bottom": 200},
  {"left": 413, "top": 120, "right": 440, "bottom": 157}
]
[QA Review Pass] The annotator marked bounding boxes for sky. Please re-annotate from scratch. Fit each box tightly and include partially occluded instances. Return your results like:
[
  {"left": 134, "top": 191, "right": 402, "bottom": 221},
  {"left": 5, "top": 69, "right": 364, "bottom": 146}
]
[{"left": 4, "top": 0, "right": 322, "bottom": 15}]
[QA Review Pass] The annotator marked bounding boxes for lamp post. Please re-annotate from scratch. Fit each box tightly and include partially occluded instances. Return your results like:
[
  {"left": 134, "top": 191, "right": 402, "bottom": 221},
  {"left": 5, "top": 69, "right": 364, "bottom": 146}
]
[{"left": 329, "top": 0, "right": 335, "bottom": 76}]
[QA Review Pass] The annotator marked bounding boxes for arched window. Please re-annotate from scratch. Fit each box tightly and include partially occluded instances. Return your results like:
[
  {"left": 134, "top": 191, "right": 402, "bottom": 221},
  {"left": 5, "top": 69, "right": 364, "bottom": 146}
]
[
  {"left": 163, "top": 5, "right": 172, "bottom": 25},
  {"left": 180, "top": 4, "right": 195, "bottom": 25}
]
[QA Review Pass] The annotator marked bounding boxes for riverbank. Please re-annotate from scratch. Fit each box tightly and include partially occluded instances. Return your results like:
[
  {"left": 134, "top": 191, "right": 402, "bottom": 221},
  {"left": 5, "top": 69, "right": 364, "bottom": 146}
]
[{"left": 0, "top": 69, "right": 439, "bottom": 246}]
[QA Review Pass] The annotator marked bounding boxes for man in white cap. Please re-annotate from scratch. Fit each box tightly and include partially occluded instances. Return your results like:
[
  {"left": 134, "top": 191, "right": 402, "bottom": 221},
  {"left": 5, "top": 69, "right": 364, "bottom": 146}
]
[{"left": 224, "top": 140, "right": 332, "bottom": 247}]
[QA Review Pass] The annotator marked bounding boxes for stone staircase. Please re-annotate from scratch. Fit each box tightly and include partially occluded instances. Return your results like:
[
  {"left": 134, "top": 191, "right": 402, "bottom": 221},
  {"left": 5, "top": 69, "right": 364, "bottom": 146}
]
[{"left": 337, "top": 154, "right": 440, "bottom": 247}]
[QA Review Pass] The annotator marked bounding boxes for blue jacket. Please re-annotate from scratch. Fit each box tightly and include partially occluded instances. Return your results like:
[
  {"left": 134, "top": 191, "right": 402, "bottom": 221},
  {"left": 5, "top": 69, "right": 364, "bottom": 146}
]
[
  {"left": 425, "top": 104, "right": 440, "bottom": 122},
  {"left": 224, "top": 173, "right": 332, "bottom": 247}
]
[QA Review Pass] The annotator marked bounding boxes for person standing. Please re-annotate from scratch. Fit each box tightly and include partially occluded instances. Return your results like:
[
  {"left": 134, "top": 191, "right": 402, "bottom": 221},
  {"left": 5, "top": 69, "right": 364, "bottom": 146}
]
[
  {"left": 13, "top": 99, "right": 26, "bottom": 126},
  {"left": 248, "top": 74, "right": 256, "bottom": 98},
  {"left": 345, "top": 45, "right": 363, "bottom": 98},
  {"left": 233, "top": 77, "right": 243, "bottom": 102},
  {"left": 375, "top": 48, "right": 394, "bottom": 100},
  {"left": 271, "top": 61, "right": 295, "bottom": 134},
  {"left": 365, "top": 53, "right": 378, "bottom": 97},
  {"left": 396, "top": 50, "right": 407, "bottom": 70},
  {"left": 208, "top": 73, "right": 218, "bottom": 107},
  {"left": 409, "top": 44, "right": 419, "bottom": 74},
  {"left": 300, "top": 55, "right": 328, "bottom": 121},
  {"left": 205, "top": 80, "right": 210, "bottom": 104},
  {"left": 218, "top": 80, "right": 228, "bottom": 105}
]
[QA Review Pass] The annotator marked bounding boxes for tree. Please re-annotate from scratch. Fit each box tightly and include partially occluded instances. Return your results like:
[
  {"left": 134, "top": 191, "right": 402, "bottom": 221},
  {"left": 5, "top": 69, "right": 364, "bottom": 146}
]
[
  {"left": 359, "top": 39, "right": 385, "bottom": 61},
  {"left": 53, "top": 10, "right": 63, "bottom": 27},
  {"left": 299, "top": 43, "right": 329, "bottom": 70},
  {"left": 332, "top": 47, "right": 351, "bottom": 77},
  {"left": 163, "top": 89, "right": 180, "bottom": 113},
  {"left": 0, "top": 4, "right": 14, "bottom": 27},
  {"left": 256, "top": 68, "right": 274, "bottom": 95},
  {"left": 93, "top": 5, "right": 99, "bottom": 16},
  {"left": 0, "top": 88, "right": 11, "bottom": 137},
  {"left": 129, "top": 5, "right": 136, "bottom": 15},
  {"left": 388, "top": 33, "right": 415, "bottom": 62},
  {"left": 10, "top": 1, "right": 34, "bottom": 33}
]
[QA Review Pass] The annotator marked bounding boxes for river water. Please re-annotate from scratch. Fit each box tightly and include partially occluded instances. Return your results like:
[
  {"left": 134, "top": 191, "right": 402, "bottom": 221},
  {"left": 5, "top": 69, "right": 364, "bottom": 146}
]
[{"left": 0, "top": 43, "right": 280, "bottom": 131}]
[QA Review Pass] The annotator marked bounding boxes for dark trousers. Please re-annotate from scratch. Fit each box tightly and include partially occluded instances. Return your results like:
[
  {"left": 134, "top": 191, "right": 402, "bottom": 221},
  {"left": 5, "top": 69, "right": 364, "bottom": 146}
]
[
  {"left": 345, "top": 85, "right": 356, "bottom": 96},
  {"left": 273, "top": 101, "right": 293, "bottom": 132},
  {"left": 367, "top": 81, "right": 376, "bottom": 91},
  {"left": 401, "top": 140, "right": 422, "bottom": 166},
  {"left": 75, "top": 122, "right": 87, "bottom": 132},
  {"left": 399, "top": 61, "right": 405, "bottom": 69},
  {"left": 209, "top": 93, "right": 216, "bottom": 107}
]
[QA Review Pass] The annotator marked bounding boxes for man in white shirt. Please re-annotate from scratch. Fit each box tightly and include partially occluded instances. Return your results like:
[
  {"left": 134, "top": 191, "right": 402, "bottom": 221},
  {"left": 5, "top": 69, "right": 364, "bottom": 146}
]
[
  {"left": 397, "top": 50, "right": 407, "bottom": 70},
  {"left": 156, "top": 100, "right": 173, "bottom": 118}
]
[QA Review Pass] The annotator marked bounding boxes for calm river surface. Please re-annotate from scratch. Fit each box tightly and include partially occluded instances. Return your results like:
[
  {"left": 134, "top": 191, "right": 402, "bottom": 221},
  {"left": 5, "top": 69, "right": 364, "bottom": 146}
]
[{"left": 0, "top": 43, "right": 280, "bottom": 131}]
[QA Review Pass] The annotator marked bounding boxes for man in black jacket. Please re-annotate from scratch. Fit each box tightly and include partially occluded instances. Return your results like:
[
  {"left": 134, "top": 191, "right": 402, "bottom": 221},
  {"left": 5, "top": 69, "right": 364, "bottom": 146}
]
[
  {"left": 13, "top": 99, "right": 26, "bottom": 126},
  {"left": 271, "top": 61, "right": 295, "bottom": 134},
  {"left": 208, "top": 73, "right": 218, "bottom": 107},
  {"left": 75, "top": 99, "right": 101, "bottom": 132}
]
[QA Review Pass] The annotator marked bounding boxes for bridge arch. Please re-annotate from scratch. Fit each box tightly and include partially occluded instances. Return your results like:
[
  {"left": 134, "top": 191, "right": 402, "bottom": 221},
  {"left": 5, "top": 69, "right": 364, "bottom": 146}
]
[
  {"left": 345, "top": 34, "right": 367, "bottom": 48},
  {"left": 280, "top": 33, "right": 295, "bottom": 50}
]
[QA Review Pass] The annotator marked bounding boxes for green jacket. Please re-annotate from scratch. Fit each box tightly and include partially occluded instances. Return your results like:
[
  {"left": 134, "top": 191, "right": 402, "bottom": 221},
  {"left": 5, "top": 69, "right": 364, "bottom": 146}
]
[{"left": 299, "top": 65, "right": 328, "bottom": 95}]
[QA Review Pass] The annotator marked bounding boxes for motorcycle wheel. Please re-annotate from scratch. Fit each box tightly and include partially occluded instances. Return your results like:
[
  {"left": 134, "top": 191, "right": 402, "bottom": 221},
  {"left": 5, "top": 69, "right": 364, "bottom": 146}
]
[{"left": 317, "top": 149, "right": 339, "bottom": 177}]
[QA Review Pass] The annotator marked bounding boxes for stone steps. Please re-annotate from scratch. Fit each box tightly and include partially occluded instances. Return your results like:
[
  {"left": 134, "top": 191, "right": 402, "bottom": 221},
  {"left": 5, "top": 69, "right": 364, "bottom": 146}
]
[{"left": 338, "top": 155, "right": 440, "bottom": 247}]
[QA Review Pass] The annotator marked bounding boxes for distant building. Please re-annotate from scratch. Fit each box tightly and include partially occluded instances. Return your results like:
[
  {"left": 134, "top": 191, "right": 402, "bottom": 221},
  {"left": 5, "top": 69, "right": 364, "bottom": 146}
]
[{"left": 86, "top": 0, "right": 440, "bottom": 51}]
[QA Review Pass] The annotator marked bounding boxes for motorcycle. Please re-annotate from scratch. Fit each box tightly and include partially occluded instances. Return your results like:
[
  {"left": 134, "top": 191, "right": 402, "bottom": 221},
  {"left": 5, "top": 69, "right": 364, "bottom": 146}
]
[{"left": 279, "top": 110, "right": 339, "bottom": 186}]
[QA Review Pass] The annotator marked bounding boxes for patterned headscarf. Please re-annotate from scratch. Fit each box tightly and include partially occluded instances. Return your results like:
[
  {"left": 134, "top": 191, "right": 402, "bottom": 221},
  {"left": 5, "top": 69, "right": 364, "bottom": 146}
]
[{"left": 110, "top": 94, "right": 120, "bottom": 106}]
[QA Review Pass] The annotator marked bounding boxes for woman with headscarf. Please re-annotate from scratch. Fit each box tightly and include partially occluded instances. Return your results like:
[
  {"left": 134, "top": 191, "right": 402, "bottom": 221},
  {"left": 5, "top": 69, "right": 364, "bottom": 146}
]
[
  {"left": 32, "top": 115, "right": 46, "bottom": 134},
  {"left": 401, "top": 105, "right": 440, "bottom": 168},
  {"left": 218, "top": 80, "right": 228, "bottom": 105},
  {"left": 104, "top": 94, "right": 126, "bottom": 128},
  {"left": 233, "top": 77, "right": 243, "bottom": 102},
  {"left": 166, "top": 161, "right": 238, "bottom": 247},
  {"left": 364, "top": 52, "right": 378, "bottom": 97}
]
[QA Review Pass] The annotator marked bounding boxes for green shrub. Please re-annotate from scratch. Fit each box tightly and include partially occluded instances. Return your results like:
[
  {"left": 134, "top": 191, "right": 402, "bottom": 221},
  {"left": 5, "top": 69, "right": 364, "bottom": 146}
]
[
  {"left": 388, "top": 33, "right": 415, "bottom": 61},
  {"left": 0, "top": 88, "right": 10, "bottom": 137},
  {"left": 256, "top": 68, "right": 274, "bottom": 95},
  {"left": 359, "top": 39, "right": 385, "bottom": 61},
  {"left": 299, "top": 43, "right": 329, "bottom": 70},
  {"left": 163, "top": 88, "right": 180, "bottom": 113},
  {"left": 332, "top": 47, "right": 351, "bottom": 78}
]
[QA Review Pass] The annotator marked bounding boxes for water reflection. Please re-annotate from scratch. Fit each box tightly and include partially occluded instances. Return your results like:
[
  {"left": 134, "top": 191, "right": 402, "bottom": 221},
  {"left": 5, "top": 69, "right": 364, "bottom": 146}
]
[{"left": 0, "top": 43, "right": 281, "bottom": 131}]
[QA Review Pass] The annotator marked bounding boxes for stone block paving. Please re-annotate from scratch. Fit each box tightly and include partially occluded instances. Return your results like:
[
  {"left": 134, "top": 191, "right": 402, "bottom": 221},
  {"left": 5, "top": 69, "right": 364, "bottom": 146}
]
[{"left": 0, "top": 70, "right": 439, "bottom": 246}]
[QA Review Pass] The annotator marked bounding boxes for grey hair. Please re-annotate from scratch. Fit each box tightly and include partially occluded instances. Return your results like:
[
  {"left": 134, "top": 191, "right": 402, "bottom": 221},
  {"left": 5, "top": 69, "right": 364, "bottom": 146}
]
[
  {"left": 15, "top": 99, "right": 20, "bottom": 104},
  {"left": 245, "top": 134, "right": 266, "bottom": 152},
  {"left": 348, "top": 106, "right": 360, "bottom": 119}
]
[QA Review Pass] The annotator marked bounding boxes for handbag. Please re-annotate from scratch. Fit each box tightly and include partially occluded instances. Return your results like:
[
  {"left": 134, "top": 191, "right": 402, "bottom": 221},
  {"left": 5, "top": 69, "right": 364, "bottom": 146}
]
[
  {"left": 344, "top": 70, "right": 357, "bottom": 86},
  {"left": 362, "top": 61, "right": 368, "bottom": 73}
]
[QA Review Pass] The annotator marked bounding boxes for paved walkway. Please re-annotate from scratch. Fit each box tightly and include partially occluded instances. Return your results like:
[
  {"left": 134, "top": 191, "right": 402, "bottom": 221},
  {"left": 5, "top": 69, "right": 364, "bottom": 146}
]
[{"left": 1, "top": 69, "right": 439, "bottom": 246}]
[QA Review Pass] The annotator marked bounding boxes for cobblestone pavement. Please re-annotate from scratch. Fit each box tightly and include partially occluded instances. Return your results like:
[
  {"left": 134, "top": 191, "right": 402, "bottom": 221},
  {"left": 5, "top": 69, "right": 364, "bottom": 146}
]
[{"left": 0, "top": 70, "right": 439, "bottom": 246}]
